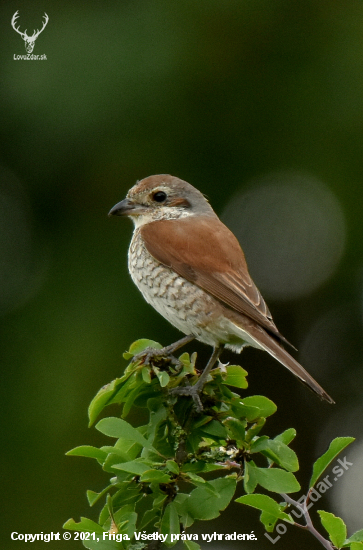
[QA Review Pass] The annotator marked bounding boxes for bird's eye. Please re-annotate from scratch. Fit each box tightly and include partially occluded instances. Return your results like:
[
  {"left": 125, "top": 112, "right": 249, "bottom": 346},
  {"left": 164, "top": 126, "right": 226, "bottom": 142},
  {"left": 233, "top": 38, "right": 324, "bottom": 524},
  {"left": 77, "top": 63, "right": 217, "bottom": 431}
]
[{"left": 153, "top": 191, "right": 167, "bottom": 203}]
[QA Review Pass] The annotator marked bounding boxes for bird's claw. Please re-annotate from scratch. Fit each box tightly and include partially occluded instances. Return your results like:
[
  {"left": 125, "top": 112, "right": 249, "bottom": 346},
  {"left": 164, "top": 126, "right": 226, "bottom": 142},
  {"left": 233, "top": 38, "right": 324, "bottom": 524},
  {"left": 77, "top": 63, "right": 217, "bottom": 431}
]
[
  {"left": 132, "top": 346, "right": 182, "bottom": 368},
  {"left": 170, "top": 382, "right": 204, "bottom": 412}
]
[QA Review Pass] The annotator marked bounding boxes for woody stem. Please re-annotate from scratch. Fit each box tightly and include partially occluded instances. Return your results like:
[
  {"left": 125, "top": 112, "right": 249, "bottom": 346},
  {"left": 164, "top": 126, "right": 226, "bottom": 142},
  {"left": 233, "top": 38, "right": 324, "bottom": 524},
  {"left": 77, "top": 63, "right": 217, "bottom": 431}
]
[
  {"left": 280, "top": 493, "right": 334, "bottom": 550},
  {"left": 163, "top": 334, "right": 195, "bottom": 355},
  {"left": 193, "top": 345, "right": 223, "bottom": 390}
]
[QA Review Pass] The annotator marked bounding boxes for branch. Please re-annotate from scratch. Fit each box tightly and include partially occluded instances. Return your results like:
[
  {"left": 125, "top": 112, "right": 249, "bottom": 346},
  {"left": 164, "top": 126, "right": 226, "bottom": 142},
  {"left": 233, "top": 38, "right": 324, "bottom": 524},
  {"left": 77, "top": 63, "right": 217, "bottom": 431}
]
[
  {"left": 280, "top": 493, "right": 335, "bottom": 550},
  {"left": 65, "top": 339, "right": 358, "bottom": 550}
]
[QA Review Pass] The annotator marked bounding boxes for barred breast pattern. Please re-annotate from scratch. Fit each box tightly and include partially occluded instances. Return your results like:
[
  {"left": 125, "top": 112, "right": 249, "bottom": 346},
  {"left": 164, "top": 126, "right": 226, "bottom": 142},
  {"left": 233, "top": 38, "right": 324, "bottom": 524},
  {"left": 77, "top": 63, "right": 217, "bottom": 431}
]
[{"left": 128, "top": 228, "right": 226, "bottom": 346}]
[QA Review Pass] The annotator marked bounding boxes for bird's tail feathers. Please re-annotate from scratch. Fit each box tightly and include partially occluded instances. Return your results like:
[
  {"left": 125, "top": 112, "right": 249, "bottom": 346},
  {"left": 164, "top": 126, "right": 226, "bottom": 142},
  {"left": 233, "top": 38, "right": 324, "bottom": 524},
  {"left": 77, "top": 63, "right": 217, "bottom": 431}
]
[{"left": 247, "top": 325, "right": 335, "bottom": 404}]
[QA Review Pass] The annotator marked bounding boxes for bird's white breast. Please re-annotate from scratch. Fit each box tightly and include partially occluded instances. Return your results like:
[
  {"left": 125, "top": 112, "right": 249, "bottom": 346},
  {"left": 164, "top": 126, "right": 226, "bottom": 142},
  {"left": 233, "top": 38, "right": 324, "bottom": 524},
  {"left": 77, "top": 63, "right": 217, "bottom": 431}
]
[{"left": 127, "top": 228, "right": 261, "bottom": 352}]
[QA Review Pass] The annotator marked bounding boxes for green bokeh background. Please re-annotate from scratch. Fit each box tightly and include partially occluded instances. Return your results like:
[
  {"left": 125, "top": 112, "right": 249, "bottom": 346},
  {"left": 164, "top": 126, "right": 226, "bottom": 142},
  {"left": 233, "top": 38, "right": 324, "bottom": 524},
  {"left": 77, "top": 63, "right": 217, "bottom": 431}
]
[{"left": 1, "top": 1, "right": 363, "bottom": 548}]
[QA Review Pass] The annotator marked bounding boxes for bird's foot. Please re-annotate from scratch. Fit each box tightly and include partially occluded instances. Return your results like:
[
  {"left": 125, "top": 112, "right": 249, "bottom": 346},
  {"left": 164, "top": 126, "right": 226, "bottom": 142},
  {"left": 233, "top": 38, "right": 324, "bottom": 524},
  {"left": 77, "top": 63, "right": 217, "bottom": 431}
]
[
  {"left": 132, "top": 335, "right": 195, "bottom": 368},
  {"left": 132, "top": 346, "right": 182, "bottom": 368},
  {"left": 170, "top": 380, "right": 204, "bottom": 412},
  {"left": 169, "top": 345, "right": 223, "bottom": 412}
]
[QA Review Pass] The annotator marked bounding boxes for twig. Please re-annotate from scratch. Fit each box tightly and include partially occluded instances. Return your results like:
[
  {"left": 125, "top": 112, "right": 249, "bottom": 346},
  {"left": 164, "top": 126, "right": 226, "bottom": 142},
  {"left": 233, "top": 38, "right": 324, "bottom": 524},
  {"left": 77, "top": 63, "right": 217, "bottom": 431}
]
[{"left": 280, "top": 493, "right": 335, "bottom": 550}]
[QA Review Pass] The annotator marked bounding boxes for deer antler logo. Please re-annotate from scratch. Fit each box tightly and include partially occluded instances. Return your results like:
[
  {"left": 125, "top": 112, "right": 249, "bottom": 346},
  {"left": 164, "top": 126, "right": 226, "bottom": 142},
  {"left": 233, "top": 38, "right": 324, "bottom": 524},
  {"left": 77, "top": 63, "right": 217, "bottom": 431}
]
[{"left": 11, "top": 11, "right": 49, "bottom": 53}]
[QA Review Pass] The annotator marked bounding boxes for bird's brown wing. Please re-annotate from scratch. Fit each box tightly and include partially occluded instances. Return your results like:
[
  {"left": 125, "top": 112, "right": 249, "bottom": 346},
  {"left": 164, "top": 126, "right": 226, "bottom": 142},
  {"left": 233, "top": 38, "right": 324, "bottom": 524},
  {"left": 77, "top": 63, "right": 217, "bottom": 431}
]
[
  {"left": 140, "top": 215, "right": 288, "bottom": 343},
  {"left": 141, "top": 216, "right": 334, "bottom": 404}
]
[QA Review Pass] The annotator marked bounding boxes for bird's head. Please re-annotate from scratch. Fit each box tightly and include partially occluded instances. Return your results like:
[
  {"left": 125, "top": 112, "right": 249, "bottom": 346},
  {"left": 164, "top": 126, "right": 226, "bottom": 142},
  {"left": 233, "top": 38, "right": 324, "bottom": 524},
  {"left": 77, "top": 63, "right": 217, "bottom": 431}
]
[{"left": 108, "top": 174, "right": 216, "bottom": 227}]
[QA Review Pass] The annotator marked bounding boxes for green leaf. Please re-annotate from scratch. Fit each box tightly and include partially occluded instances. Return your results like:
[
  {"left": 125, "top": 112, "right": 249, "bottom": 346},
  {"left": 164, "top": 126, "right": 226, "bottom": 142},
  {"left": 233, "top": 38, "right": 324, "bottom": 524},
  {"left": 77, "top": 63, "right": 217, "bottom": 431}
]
[
  {"left": 98, "top": 503, "right": 109, "bottom": 528},
  {"left": 350, "top": 543, "right": 363, "bottom": 550},
  {"left": 63, "top": 517, "right": 104, "bottom": 534},
  {"left": 112, "top": 458, "right": 155, "bottom": 475},
  {"left": 345, "top": 529, "right": 363, "bottom": 545},
  {"left": 241, "top": 396, "right": 277, "bottom": 418},
  {"left": 140, "top": 469, "right": 172, "bottom": 483},
  {"left": 181, "top": 461, "right": 225, "bottom": 474},
  {"left": 87, "top": 485, "right": 113, "bottom": 506},
  {"left": 109, "top": 486, "right": 142, "bottom": 512},
  {"left": 113, "top": 505, "right": 137, "bottom": 539},
  {"left": 310, "top": 437, "right": 355, "bottom": 489},
  {"left": 123, "top": 338, "right": 163, "bottom": 359},
  {"left": 186, "top": 474, "right": 220, "bottom": 497},
  {"left": 232, "top": 395, "right": 277, "bottom": 421},
  {"left": 224, "top": 417, "right": 246, "bottom": 443},
  {"left": 108, "top": 375, "right": 141, "bottom": 407},
  {"left": 247, "top": 462, "right": 300, "bottom": 493},
  {"left": 178, "top": 352, "right": 191, "bottom": 366},
  {"left": 249, "top": 435, "right": 268, "bottom": 452},
  {"left": 86, "top": 490, "right": 99, "bottom": 506},
  {"left": 186, "top": 472, "right": 205, "bottom": 483},
  {"left": 318, "top": 510, "right": 347, "bottom": 548},
  {"left": 121, "top": 381, "right": 145, "bottom": 418},
  {"left": 166, "top": 460, "right": 179, "bottom": 474},
  {"left": 251, "top": 438, "right": 299, "bottom": 472},
  {"left": 88, "top": 375, "right": 129, "bottom": 426},
  {"left": 160, "top": 502, "right": 180, "bottom": 547},
  {"left": 96, "top": 417, "right": 161, "bottom": 455},
  {"left": 274, "top": 428, "right": 296, "bottom": 445},
  {"left": 146, "top": 406, "right": 168, "bottom": 445},
  {"left": 223, "top": 365, "right": 248, "bottom": 388},
  {"left": 154, "top": 494, "right": 168, "bottom": 508},
  {"left": 231, "top": 404, "right": 259, "bottom": 421},
  {"left": 66, "top": 445, "right": 108, "bottom": 462},
  {"left": 173, "top": 494, "right": 194, "bottom": 528},
  {"left": 141, "top": 367, "right": 152, "bottom": 384},
  {"left": 178, "top": 352, "right": 197, "bottom": 374},
  {"left": 104, "top": 455, "right": 136, "bottom": 474},
  {"left": 236, "top": 494, "right": 292, "bottom": 523},
  {"left": 139, "top": 508, "right": 160, "bottom": 530},
  {"left": 153, "top": 367, "right": 170, "bottom": 387},
  {"left": 243, "top": 460, "right": 258, "bottom": 494},
  {"left": 192, "top": 416, "right": 213, "bottom": 429},
  {"left": 260, "top": 510, "right": 280, "bottom": 532},
  {"left": 103, "top": 436, "right": 142, "bottom": 462},
  {"left": 245, "top": 418, "right": 266, "bottom": 442},
  {"left": 199, "top": 419, "right": 227, "bottom": 438},
  {"left": 186, "top": 476, "right": 237, "bottom": 520},
  {"left": 257, "top": 467, "right": 300, "bottom": 493}
]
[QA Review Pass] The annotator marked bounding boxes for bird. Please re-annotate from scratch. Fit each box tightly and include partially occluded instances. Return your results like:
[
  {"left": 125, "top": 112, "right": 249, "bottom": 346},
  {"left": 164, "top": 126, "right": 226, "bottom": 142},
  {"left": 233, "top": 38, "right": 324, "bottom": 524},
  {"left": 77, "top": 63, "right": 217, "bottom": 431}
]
[{"left": 109, "top": 174, "right": 334, "bottom": 407}]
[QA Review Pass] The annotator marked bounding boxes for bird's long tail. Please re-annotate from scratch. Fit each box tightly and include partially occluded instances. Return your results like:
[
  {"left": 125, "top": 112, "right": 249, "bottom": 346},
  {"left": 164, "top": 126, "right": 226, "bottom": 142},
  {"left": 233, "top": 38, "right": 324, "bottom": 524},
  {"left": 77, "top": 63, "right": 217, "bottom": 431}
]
[{"left": 245, "top": 324, "right": 335, "bottom": 404}]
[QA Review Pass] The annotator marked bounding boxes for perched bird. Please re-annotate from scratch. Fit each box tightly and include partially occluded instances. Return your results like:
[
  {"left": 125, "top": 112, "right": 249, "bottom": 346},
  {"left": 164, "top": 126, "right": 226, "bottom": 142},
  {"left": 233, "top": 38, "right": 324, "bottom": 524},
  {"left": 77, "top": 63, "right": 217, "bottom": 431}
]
[{"left": 109, "top": 174, "right": 334, "bottom": 406}]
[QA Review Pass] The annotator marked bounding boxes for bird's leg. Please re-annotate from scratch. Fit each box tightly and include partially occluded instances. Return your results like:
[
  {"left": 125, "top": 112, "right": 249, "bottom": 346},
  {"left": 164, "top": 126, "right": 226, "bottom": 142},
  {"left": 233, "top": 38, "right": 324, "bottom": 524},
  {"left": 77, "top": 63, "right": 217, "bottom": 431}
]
[
  {"left": 161, "top": 334, "right": 195, "bottom": 355},
  {"left": 132, "top": 334, "right": 195, "bottom": 366},
  {"left": 171, "top": 345, "right": 223, "bottom": 412}
]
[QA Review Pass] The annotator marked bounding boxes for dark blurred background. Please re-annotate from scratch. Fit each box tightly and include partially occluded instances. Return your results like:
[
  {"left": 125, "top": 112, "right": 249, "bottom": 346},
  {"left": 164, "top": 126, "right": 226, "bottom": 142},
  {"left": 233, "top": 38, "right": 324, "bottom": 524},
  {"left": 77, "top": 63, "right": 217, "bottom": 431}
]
[{"left": 1, "top": 1, "right": 363, "bottom": 548}]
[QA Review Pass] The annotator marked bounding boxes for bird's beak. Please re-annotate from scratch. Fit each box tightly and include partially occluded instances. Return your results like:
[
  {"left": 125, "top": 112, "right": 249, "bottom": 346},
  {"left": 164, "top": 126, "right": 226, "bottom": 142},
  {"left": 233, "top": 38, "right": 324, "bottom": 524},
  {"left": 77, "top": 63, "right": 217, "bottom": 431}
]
[{"left": 108, "top": 198, "right": 138, "bottom": 217}]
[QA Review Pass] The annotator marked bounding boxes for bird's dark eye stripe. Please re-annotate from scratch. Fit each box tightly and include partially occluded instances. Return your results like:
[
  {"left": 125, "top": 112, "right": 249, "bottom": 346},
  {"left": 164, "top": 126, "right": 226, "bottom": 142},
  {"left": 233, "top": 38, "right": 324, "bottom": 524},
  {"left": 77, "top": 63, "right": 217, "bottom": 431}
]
[{"left": 153, "top": 191, "right": 167, "bottom": 202}]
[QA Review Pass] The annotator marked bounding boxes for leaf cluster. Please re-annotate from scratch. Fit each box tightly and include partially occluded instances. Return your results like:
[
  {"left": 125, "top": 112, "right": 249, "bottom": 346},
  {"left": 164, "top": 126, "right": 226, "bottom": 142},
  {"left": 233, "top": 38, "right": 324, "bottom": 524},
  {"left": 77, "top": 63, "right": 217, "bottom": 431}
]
[{"left": 64, "top": 339, "right": 360, "bottom": 550}]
